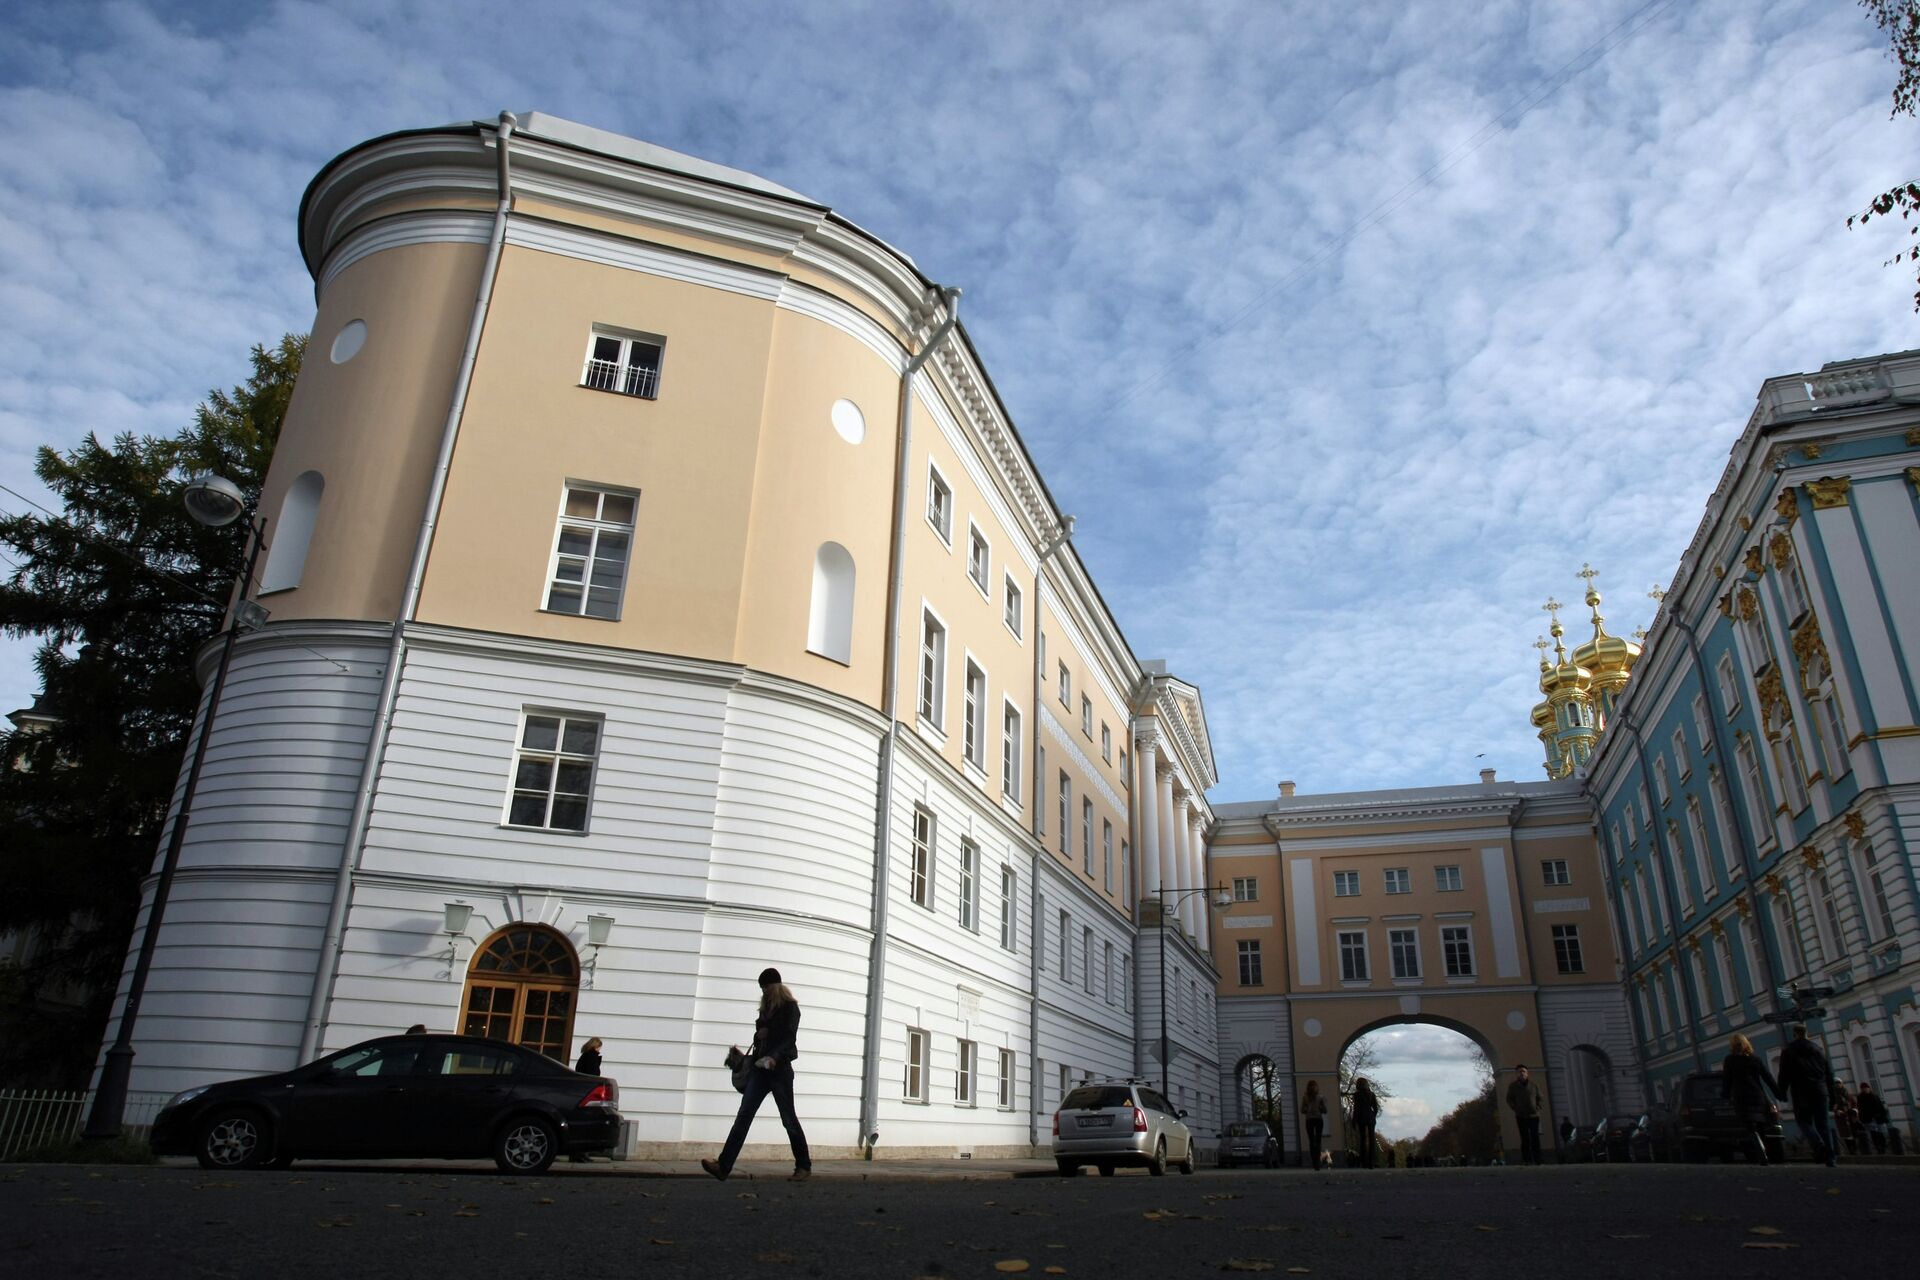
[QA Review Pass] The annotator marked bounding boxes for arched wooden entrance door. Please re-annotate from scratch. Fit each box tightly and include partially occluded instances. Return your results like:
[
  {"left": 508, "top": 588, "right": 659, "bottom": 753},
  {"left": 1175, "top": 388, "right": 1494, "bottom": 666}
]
[{"left": 459, "top": 924, "right": 579, "bottom": 1061}]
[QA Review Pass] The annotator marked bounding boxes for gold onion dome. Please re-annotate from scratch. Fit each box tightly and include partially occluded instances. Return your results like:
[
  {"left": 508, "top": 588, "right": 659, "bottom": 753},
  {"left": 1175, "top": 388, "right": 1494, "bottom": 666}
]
[
  {"left": 1570, "top": 571, "right": 1640, "bottom": 686},
  {"left": 1537, "top": 615, "right": 1592, "bottom": 700}
]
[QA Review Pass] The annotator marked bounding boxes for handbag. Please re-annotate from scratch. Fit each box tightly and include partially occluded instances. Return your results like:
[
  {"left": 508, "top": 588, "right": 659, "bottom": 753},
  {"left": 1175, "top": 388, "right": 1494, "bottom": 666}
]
[{"left": 724, "top": 1046, "right": 753, "bottom": 1094}]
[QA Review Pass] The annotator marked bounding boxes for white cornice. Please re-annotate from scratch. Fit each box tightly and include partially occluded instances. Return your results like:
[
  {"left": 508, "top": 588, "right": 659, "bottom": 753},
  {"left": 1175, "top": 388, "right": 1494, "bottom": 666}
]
[{"left": 1040, "top": 703, "right": 1127, "bottom": 813}]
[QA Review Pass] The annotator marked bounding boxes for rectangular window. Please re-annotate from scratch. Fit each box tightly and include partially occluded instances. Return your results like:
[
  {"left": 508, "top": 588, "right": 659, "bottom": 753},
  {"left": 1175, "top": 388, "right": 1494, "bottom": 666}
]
[
  {"left": 1120, "top": 841, "right": 1131, "bottom": 901},
  {"left": 1389, "top": 928, "right": 1420, "bottom": 979},
  {"left": 1119, "top": 747, "right": 1129, "bottom": 785},
  {"left": 1384, "top": 868, "right": 1410, "bottom": 895},
  {"left": 1672, "top": 728, "right": 1690, "bottom": 779},
  {"left": 1714, "top": 933, "right": 1736, "bottom": 1009},
  {"left": 1003, "top": 575, "right": 1023, "bottom": 638},
  {"left": 999, "top": 867, "right": 1018, "bottom": 950},
  {"left": 998, "top": 1048, "right": 1016, "bottom": 1109},
  {"left": 581, "top": 329, "right": 662, "bottom": 398},
  {"left": 1035, "top": 747, "right": 1046, "bottom": 836},
  {"left": 959, "top": 839, "right": 979, "bottom": 931},
  {"left": 967, "top": 524, "right": 990, "bottom": 593},
  {"left": 1001, "top": 702, "right": 1023, "bottom": 804},
  {"left": 544, "top": 485, "right": 636, "bottom": 619},
  {"left": 1435, "top": 865, "right": 1462, "bottom": 892},
  {"left": 1081, "top": 927, "right": 1094, "bottom": 994},
  {"left": 1232, "top": 876, "right": 1259, "bottom": 902},
  {"left": 1058, "top": 772, "right": 1071, "bottom": 856},
  {"left": 1102, "top": 820, "right": 1114, "bottom": 893},
  {"left": 904, "top": 1028, "right": 929, "bottom": 1101},
  {"left": 962, "top": 661, "right": 986, "bottom": 769},
  {"left": 926, "top": 465, "right": 952, "bottom": 543},
  {"left": 1333, "top": 870, "right": 1360, "bottom": 897},
  {"left": 1338, "top": 930, "right": 1370, "bottom": 982},
  {"left": 1692, "top": 694, "right": 1713, "bottom": 753},
  {"left": 1552, "top": 924, "right": 1585, "bottom": 974},
  {"left": 910, "top": 806, "right": 935, "bottom": 908},
  {"left": 1541, "top": 859, "right": 1571, "bottom": 887},
  {"left": 506, "top": 711, "right": 601, "bottom": 832},
  {"left": 1080, "top": 694, "right": 1092, "bottom": 738},
  {"left": 1100, "top": 723, "right": 1111, "bottom": 763},
  {"left": 1441, "top": 925, "right": 1475, "bottom": 977},
  {"left": 1687, "top": 799, "right": 1714, "bottom": 897},
  {"left": 1717, "top": 654, "right": 1740, "bottom": 716},
  {"left": 1058, "top": 661, "right": 1071, "bottom": 707},
  {"left": 1860, "top": 840, "right": 1897, "bottom": 941},
  {"left": 1058, "top": 909, "right": 1070, "bottom": 980},
  {"left": 1737, "top": 736, "right": 1769, "bottom": 835},
  {"left": 1654, "top": 757, "right": 1671, "bottom": 806},
  {"left": 1103, "top": 940, "right": 1115, "bottom": 1002},
  {"left": 1082, "top": 797, "right": 1094, "bottom": 876},
  {"left": 956, "top": 1039, "right": 976, "bottom": 1105},
  {"left": 1237, "top": 939, "right": 1263, "bottom": 986},
  {"left": 918, "top": 610, "right": 946, "bottom": 727}
]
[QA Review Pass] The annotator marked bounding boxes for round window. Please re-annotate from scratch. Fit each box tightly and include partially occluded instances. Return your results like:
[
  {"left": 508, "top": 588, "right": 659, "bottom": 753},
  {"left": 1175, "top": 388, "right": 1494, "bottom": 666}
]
[{"left": 831, "top": 398, "right": 865, "bottom": 444}]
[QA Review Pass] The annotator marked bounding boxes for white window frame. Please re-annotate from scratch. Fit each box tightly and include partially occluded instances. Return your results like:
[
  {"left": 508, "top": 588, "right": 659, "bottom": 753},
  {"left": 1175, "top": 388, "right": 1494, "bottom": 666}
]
[
  {"left": 1057, "top": 771, "right": 1071, "bottom": 856},
  {"left": 1441, "top": 924, "right": 1476, "bottom": 977},
  {"left": 1435, "top": 865, "right": 1462, "bottom": 892},
  {"left": 925, "top": 462, "right": 953, "bottom": 545},
  {"left": 1058, "top": 661, "right": 1071, "bottom": 708},
  {"left": 905, "top": 1027, "right": 930, "bottom": 1102},
  {"left": 1714, "top": 930, "right": 1737, "bottom": 1009},
  {"left": 1672, "top": 728, "right": 1691, "bottom": 780},
  {"left": 1102, "top": 819, "right": 1114, "bottom": 893},
  {"left": 503, "top": 709, "right": 603, "bottom": 833},
  {"left": 966, "top": 521, "right": 991, "bottom": 596},
  {"left": 1858, "top": 839, "right": 1897, "bottom": 942},
  {"left": 956, "top": 1038, "right": 977, "bottom": 1105},
  {"left": 1736, "top": 735, "right": 1770, "bottom": 837},
  {"left": 1082, "top": 797, "right": 1094, "bottom": 877},
  {"left": 961, "top": 656, "right": 988, "bottom": 772},
  {"left": 543, "top": 484, "right": 638, "bottom": 620},
  {"left": 1716, "top": 653, "right": 1741, "bottom": 717},
  {"left": 1103, "top": 940, "right": 1115, "bottom": 1002},
  {"left": 1232, "top": 876, "right": 1259, "bottom": 902},
  {"left": 1080, "top": 694, "right": 1092, "bottom": 739},
  {"left": 1100, "top": 722, "right": 1111, "bottom": 763},
  {"left": 959, "top": 839, "right": 979, "bottom": 932},
  {"left": 1687, "top": 797, "right": 1715, "bottom": 899},
  {"left": 1333, "top": 870, "right": 1360, "bottom": 897},
  {"left": 1237, "top": 939, "right": 1263, "bottom": 986},
  {"left": 1551, "top": 923, "right": 1585, "bottom": 974},
  {"left": 1389, "top": 927, "right": 1420, "bottom": 980},
  {"left": 1692, "top": 693, "right": 1713, "bottom": 754},
  {"left": 1654, "top": 756, "right": 1671, "bottom": 806},
  {"left": 909, "top": 806, "right": 936, "bottom": 909},
  {"left": 999, "top": 866, "right": 1018, "bottom": 951},
  {"left": 1003, "top": 574, "right": 1023, "bottom": 639},
  {"left": 1338, "top": 930, "right": 1370, "bottom": 983},
  {"left": 1001, "top": 699, "right": 1023, "bottom": 806},
  {"left": 1058, "top": 908, "right": 1070, "bottom": 980},
  {"left": 580, "top": 327, "right": 664, "bottom": 399},
  {"left": 1541, "top": 859, "right": 1571, "bottom": 887},
  {"left": 1384, "top": 868, "right": 1410, "bottom": 895},
  {"left": 918, "top": 604, "right": 948, "bottom": 730},
  {"left": 998, "top": 1048, "right": 1016, "bottom": 1110},
  {"left": 1081, "top": 926, "right": 1095, "bottom": 994}
]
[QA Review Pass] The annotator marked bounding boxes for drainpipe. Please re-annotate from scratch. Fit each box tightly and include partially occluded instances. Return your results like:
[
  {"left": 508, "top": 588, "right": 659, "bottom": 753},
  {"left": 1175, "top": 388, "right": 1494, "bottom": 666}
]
[
  {"left": 857, "top": 285, "right": 961, "bottom": 1156},
  {"left": 1619, "top": 710, "right": 1709, "bottom": 1074},
  {"left": 298, "top": 111, "right": 518, "bottom": 1065},
  {"left": 1027, "top": 517, "right": 1072, "bottom": 1150}
]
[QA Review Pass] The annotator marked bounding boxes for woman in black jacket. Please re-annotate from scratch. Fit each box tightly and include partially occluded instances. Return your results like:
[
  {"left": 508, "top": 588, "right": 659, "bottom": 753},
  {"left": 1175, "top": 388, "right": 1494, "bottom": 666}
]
[
  {"left": 575, "top": 1037, "right": 603, "bottom": 1076},
  {"left": 1350, "top": 1078, "right": 1381, "bottom": 1168},
  {"left": 1722, "top": 1033, "right": 1783, "bottom": 1165},
  {"left": 703, "top": 967, "right": 811, "bottom": 1182}
]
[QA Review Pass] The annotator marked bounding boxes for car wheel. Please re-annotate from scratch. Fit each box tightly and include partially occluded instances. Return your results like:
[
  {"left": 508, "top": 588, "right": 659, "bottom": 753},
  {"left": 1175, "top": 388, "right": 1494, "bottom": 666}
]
[
  {"left": 494, "top": 1116, "right": 559, "bottom": 1174},
  {"left": 1056, "top": 1159, "right": 1079, "bottom": 1178},
  {"left": 1147, "top": 1139, "right": 1167, "bottom": 1177},
  {"left": 1097, "top": 1162, "right": 1116, "bottom": 1177},
  {"left": 1177, "top": 1144, "right": 1196, "bottom": 1176},
  {"left": 196, "top": 1108, "right": 271, "bottom": 1170}
]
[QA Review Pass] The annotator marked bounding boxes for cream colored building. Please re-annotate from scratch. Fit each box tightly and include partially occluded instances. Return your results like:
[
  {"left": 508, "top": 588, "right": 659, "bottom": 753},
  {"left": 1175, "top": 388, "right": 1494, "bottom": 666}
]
[
  {"left": 1210, "top": 776, "right": 1640, "bottom": 1159},
  {"left": 94, "top": 112, "right": 1231, "bottom": 1158}
]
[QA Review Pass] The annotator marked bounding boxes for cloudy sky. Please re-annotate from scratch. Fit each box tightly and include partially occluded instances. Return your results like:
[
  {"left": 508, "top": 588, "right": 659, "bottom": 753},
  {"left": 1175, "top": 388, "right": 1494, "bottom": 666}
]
[{"left": 2, "top": 0, "right": 1915, "bottom": 803}]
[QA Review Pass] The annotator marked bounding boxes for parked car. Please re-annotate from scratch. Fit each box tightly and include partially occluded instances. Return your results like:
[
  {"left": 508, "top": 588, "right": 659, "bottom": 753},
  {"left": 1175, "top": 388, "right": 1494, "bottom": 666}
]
[
  {"left": 1052, "top": 1079, "right": 1196, "bottom": 1176},
  {"left": 1590, "top": 1113, "right": 1653, "bottom": 1162},
  {"left": 150, "top": 1034, "right": 620, "bottom": 1174},
  {"left": 1561, "top": 1123, "right": 1598, "bottom": 1163},
  {"left": 1217, "top": 1119, "right": 1281, "bottom": 1168},
  {"left": 1677, "top": 1070, "right": 1784, "bottom": 1163}
]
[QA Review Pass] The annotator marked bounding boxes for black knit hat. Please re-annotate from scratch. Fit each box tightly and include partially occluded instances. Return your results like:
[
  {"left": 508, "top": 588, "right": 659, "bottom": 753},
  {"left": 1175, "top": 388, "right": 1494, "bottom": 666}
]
[{"left": 758, "top": 967, "right": 782, "bottom": 987}]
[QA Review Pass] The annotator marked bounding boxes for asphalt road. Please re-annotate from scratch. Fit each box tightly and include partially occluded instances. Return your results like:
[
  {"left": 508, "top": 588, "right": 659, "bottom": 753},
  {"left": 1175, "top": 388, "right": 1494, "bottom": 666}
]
[{"left": 2, "top": 1161, "right": 1912, "bottom": 1280}]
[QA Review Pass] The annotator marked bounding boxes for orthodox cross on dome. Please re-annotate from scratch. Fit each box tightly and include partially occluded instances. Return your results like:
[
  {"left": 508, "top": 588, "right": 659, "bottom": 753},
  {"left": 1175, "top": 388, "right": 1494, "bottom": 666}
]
[
  {"left": 1533, "top": 635, "right": 1551, "bottom": 670},
  {"left": 1542, "top": 597, "right": 1567, "bottom": 659},
  {"left": 1632, "top": 626, "right": 1648, "bottom": 643},
  {"left": 1648, "top": 584, "right": 1667, "bottom": 603}
]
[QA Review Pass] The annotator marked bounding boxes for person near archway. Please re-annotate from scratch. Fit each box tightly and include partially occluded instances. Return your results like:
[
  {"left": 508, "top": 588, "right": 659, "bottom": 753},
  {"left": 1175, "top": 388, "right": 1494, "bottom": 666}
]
[
  {"left": 1506, "top": 1065, "right": 1544, "bottom": 1166},
  {"left": 1350, "top": 1078, "right": 1380, "bottom": 1168},
  {"left": 1300, "top": 1079, "right": 1329, "bottom": 1171},
  {"left": 1721, "top": 1033, "right": 1783, "bottom": 1166},
  {"left": 703, "top": 967, "right": 812, "bottom": 1183},
  {"left": 1776, "top": 1024, "right": 1839, "bottom": 1167}
]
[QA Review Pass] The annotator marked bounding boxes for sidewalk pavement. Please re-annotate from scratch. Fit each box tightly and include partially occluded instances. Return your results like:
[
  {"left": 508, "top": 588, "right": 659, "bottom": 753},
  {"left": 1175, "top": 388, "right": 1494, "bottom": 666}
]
[{"left": 153, "top": 1156, "right": 1066, "bottom": 1179}]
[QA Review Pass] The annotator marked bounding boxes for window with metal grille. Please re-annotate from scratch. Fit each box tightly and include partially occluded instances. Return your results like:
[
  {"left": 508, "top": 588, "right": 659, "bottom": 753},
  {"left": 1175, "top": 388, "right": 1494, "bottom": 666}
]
[
  {"left": 505, "top": 711, "right": 601, "bottom": 831},
  {"left": 581, "top": 330, "right": 662, "bottom": 398},
  {"left": 544, "top": 485, "right": 635, "bottom": 619}
]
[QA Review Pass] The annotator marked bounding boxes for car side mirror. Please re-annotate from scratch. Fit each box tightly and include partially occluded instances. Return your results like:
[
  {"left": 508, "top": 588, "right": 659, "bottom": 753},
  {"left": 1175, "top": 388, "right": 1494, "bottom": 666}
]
[{"left": 1177, "top": 1109, "right": 1188, "bottom": 1118}]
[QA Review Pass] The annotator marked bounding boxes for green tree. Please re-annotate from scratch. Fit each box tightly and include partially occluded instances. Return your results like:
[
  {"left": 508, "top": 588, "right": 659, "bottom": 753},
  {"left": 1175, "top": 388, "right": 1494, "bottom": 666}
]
[
  {"left": 1851, "top": 1, "right": 1920, "bottom": 309},
  {"left": 0, "top": 335, "right": 303, "bottom": 1087}
]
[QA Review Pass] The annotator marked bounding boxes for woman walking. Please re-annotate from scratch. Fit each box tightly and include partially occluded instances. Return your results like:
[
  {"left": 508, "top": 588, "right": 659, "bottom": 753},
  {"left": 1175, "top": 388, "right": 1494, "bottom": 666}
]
[
  {"left": 575, "top": 1037, "right": 603, "bottom": 1076},
  {"left": 1721, "top": 1033, "right": 1783, "bottom": 1165},
  {"left": 703, "top": 967, "right": 811, "bottom": 1182},
  {"left": 1351, "top": 1078, "right": 1381, "bottom": 1168},
  {"left": 1300, "top": 1080, "right": 1329, "bottom": 1170}
]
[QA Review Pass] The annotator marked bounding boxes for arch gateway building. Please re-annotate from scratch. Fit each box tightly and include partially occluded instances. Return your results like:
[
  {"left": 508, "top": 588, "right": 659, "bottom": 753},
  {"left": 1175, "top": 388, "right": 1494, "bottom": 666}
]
[{"left": 98, "top": 114, "right": 1919, "bottom": 1159}]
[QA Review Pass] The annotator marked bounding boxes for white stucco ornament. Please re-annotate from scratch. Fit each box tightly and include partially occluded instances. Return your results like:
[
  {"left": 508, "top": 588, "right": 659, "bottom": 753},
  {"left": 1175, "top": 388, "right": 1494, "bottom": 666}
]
[
  {"left": 831, "top": 398, "right": 865, "bottom": 444},
  {"left": 1303, "top": 1018, "right": 1322, "bottom": 1038},
  {"left": 330, "top": 319, "right": 368, "bottom": 364},
  {"left": 1506, "top": 1010, "right": 1527, "bottom": 1031}
]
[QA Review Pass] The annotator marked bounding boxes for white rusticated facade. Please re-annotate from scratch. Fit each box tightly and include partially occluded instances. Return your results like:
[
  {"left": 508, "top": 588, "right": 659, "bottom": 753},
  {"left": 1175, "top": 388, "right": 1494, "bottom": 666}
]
[{"left": 93, "top": 112, "right": 1219, "bottom": 1160}]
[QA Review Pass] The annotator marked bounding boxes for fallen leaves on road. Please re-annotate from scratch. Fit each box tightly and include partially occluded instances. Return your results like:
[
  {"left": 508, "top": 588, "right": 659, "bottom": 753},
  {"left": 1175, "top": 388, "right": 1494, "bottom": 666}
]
[
  {"left": 1142, "top": 1210, "right": 1176, "bottom": 1221},
  {"left": 1044, "top": 1268, "right": 1067, "bottom": 1275},
  {"left": 1218, "top": 1260, "right": 1274, "bottom": 1272},
  {"left": 649, "top": 1238, "right": 673, "bottom": 1246},
  {"left": 1474, "top": 1225, "right": 1497, "bottom": 1232},
  {"left": 1204, "top": 1193, "right": 1243, "bottom": 1201},
  {"left": 994, "top": 1261, "right": 1030, "bottom": 1273}
]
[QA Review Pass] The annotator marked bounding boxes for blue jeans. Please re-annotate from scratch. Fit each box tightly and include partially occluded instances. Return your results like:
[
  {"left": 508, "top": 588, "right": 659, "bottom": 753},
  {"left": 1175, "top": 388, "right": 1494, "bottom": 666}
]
[{"left": 717, "top": 1061, "right": 810, "bottom": 1174}]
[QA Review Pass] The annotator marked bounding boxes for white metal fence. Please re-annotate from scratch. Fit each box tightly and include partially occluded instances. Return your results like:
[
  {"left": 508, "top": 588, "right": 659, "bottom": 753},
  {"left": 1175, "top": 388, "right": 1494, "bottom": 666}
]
[{"left": 0, "top": 1090, "right": 172, "bottom": 1159}]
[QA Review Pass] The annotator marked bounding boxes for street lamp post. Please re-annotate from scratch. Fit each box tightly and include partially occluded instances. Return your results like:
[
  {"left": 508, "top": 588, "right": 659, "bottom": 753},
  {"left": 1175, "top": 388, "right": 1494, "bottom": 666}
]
[
  {"left": 1157, "top": 883, "right": 1232, "bottom": 1100},
  {"left": 84, "top": 476, "right": 266, "bottom": 1140}
]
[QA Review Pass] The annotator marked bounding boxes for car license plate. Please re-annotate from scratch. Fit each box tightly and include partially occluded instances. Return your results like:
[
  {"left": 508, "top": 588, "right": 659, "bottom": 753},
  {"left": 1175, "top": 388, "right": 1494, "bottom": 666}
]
[
  {"left": 1076, "top": 1115, "right": 1112, "bottom": 1128},
  {"left": 1233, "top": 1147, "right": 1252, "bottom": 1155}
]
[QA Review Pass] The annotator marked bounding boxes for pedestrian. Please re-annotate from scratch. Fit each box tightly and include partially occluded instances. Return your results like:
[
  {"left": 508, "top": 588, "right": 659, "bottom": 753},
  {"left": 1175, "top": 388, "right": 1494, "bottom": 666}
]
[
  {"left": 1505, "top": 1065, "right": 1545, "bottom": 1166},
  {"left": 1300, "top": 1080, "right": 1329, "bottom": 1171},
  {"left": 404, "top": 1024, "right": 427, "bottom": 1035},
  {"left": 1775, "top": 1024, "right": 1839, "bottom": 1167},
  {"left": 1557, "top": 1115, "right": 1574, "bottom": 1163},
  {"left": 1832, "top": 1087, "right": 1863, "bottom": 1155},
  {"left": 575, "top": 1037, "right": 604, "bottom": 1076},
  {"left": 1855, "top": 1083, "right": 1891, "bottom": 1154},
  {"left": 1350, "top": 1078, "right": 1381, "bottom": 1168},
  {"left": 1721, "top": 1033, "right": 1783, "bottom": 1166},
  {"left": 703, "top": 967, "right": 811, "bottom": 1183}
]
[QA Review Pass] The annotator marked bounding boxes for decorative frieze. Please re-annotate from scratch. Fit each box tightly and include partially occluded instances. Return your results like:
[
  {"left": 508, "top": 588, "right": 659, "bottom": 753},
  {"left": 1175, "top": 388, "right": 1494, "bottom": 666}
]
[
  {"left": 1743, "top": 546, "right": 1765, "bottom": 576},
  {"left": 1804, "top": 476, "right": 1851, "bottom": 509},
  {"left": 1842, "top": 812, "right": 1867, "bottom": 840},
  {"left": 1775, "top": 490, "right": 1799, "bottom": 526}
]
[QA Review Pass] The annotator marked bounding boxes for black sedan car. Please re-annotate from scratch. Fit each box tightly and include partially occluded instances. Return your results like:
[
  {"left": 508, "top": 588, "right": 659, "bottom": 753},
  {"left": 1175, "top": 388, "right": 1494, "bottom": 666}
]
[
  {"left": 150, "top": 1034, "right": 620, "bottom": 1173},
  {"left": 1677, "top": 1070, "right": 1784, "bottom": 1163},
  {"left": 1590, "top": 1113, "right": 1653, "bottom": 1162},
  {"left": 1216, "top": 1119, "right": 1282, "bottom": 1168}
]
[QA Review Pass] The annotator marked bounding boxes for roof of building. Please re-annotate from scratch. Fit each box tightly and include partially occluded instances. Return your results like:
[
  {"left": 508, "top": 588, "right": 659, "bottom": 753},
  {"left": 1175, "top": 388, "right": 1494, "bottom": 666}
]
[
  {"left": 507, "top": 112, "right": 822, "bottom": 208},
  {"left": 1214, "top": 776, "right": 1583, "bottom": 821}
]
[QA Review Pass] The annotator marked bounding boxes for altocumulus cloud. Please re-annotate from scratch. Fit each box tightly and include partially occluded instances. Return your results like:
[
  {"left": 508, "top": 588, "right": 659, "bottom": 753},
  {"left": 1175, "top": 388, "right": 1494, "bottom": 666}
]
[{"left": 0, "top": 1, "right": 1912, "bottom": 800}]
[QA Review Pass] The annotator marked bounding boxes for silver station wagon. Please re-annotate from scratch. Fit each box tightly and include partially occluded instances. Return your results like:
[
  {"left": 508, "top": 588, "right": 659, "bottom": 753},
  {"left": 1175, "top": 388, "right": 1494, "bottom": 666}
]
[{"left": 1051, "top": 1079, "right": 1196, "bottom": 1176}]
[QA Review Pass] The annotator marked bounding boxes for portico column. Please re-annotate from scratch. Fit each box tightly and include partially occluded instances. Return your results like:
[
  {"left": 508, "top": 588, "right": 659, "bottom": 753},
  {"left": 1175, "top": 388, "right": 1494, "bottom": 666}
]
[
  {"left": 1156, "top": 765, "right": 1178, "bottom": 918},
  {"left": 1173, "top": 792, "right": 1198, "bottom": 938},
  {"left": 1190, "top": 812, "right": 1210, "bottom": 951},
  {"left": 1137, "top": 739, "right": 1162, "bottom": 899}
]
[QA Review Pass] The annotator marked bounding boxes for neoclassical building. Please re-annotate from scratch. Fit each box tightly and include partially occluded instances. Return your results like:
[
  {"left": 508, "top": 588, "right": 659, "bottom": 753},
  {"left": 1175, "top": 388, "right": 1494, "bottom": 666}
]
[{"left": 93, "top": 112, "right": 1227, "bottom": 1158}]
